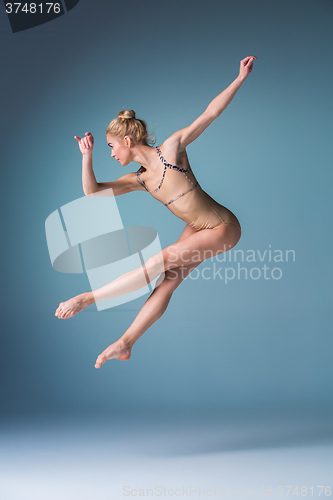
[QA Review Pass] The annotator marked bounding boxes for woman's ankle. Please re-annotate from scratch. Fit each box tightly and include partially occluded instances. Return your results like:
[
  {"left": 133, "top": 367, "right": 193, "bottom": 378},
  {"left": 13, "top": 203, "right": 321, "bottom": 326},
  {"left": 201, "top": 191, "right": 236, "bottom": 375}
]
[
  {"left": 119, "top": 335, "right": 135, "bottom": 350},
  {"left": 82, "top": 292, "right": 95, "bottom": 306}
]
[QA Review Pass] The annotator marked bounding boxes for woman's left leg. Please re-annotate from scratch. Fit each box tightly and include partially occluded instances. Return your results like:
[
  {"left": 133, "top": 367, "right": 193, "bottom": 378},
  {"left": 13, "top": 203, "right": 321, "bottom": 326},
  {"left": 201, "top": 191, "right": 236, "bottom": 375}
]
[
  {"left": 95, "top": 224, "right": 199, "bottom": 368},
  {"left": 94, "top": 259, "right": 201, "bottom": 368},
  {"left": 55, "top": 223, "right": 241, "bottom": 319}
]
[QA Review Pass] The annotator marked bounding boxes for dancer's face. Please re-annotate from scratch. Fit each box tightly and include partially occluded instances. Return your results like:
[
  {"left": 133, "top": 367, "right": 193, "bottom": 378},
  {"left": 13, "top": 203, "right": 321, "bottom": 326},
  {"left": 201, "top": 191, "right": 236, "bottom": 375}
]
[{"left": 107, "top": 135, "right": 131, "bottom": 166}]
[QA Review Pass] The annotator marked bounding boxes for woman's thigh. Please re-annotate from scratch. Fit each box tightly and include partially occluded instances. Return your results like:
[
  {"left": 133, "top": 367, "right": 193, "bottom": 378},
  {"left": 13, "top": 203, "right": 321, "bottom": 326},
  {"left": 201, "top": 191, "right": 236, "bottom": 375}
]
[
  {"left": 163, "top": 222, "right": 241, "bottom": 270},
  {"left": 148, "top": 223, "right": 240, "bottom": 282},
  {"left": 154, "top": 224, "right": 200, "bottom": 290},
  {"left": 177, "top": 223, "right": 198, "bottom": 242}
]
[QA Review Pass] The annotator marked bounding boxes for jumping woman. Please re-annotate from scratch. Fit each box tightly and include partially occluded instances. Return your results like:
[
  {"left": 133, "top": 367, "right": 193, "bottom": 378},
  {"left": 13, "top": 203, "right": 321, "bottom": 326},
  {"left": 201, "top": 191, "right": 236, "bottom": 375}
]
[{"left": 55, "top": 56, "right": 257, "bottom": 368}]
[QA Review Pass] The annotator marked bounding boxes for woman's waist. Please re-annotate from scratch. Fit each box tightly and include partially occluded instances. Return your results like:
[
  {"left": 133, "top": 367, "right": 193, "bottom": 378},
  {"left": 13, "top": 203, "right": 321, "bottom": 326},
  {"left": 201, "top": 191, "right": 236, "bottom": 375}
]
[
  {"left": 197, "top": 188, "right": 238, "bottom": 217},
  {"left": 166, "top": 193, "right": 240, "bottom": 230}
]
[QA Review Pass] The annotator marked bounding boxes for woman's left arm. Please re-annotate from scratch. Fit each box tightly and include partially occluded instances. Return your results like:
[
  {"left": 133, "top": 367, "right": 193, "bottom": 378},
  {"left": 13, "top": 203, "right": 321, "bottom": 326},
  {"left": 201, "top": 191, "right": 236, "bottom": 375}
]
[{"left": 174, "top": 56, "right": 257, "bottom": 148}]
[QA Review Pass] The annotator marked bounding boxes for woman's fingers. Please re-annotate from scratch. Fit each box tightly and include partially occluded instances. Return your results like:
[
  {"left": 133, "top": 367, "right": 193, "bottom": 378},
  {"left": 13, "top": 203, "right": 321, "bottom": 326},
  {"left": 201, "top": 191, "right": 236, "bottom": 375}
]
[
  {"left": 85, "top": 132, "right": 94, "bottom": 142},
  {"left": 74, "top": 135, "right": 86, "bottom": 151},
  {"left": 238, "top": 56, "right": 256, "bottom": 79},
  {"left": 85, "top": 132, "right": 94, "bottom": 146},
  {"left": 239, "top": 56, "right": 256, "bottom": 76},
  {"left": 242, "top": 56, "right": 257, "bottom": 63},
  {"left": 75, "top": 136, "right": 86, "bottom": 149},
  {"left": 74, "top": 133, "right": 94, "bottom": 150},
  {"left": 241, "top": 56, "right": 257, "bottom": 69},
  {"left": 242, "top": 58, "right": 252, "bottom": 67}
]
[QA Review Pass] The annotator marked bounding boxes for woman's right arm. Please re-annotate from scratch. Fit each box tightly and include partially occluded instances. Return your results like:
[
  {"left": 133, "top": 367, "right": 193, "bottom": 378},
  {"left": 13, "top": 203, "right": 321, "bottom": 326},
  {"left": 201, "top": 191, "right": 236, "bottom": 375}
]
[
  {"left": 168, "top": 56, "right": 257, "bottom": 149},
  {"left": 75, "top": 132, "right": 145, "bottom": 196}
]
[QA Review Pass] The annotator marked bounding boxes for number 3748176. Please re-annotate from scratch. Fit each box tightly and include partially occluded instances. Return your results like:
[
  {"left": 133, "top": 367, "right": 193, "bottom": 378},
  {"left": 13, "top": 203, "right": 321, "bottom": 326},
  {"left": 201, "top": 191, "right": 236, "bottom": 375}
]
[{"left": 5, "top": 3, "right": 61, "bottom": 14}]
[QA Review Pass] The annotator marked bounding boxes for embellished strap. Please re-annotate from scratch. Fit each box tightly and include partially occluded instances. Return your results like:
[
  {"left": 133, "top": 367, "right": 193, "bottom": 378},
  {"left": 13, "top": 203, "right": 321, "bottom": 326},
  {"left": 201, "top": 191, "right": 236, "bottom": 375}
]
[
  {"left": 164, "top": 181, "right": 199, "bottom": 206},
  {"left": 137, "top": 167, "right": 149, "bottom": 191},
  {"left": 137, "top": 154, "right": 168, "bottom": 193},
  {"left": 156, "top": 147, "right": 190, "bottom": 173},
  {"left": 137, "top": 149, "right": 196, "bottom": 197}
]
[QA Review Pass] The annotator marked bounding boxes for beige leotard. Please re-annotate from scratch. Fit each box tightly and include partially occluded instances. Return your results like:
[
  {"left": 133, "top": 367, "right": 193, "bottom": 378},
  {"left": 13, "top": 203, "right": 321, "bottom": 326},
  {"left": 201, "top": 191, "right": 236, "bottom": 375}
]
[{"left": 137, "top": 147, "right": 241, "bottom": 232}]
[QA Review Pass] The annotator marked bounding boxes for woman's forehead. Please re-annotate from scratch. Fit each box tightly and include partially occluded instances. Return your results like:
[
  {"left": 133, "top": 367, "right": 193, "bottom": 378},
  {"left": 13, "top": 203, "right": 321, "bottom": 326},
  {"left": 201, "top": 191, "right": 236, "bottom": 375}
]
[{"left": 106, "top": 134, "right": 120, "bottom": 143}]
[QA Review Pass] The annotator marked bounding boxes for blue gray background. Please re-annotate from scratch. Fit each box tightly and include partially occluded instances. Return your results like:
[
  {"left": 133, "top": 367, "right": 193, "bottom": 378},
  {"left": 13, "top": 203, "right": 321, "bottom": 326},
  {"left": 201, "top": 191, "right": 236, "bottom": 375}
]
[{"left": 1, "top": 0, "right": 332, "bottom": 419}]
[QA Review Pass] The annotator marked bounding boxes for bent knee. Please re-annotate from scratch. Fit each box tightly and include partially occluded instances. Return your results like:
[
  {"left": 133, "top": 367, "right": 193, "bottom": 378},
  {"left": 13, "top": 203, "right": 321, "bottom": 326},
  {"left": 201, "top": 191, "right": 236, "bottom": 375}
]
[
  {"left": 155, "top": 268, "right": 184, "bottom": 292},
  {"left": 219, "top": 223, "right": 241, "bottom": 250},
  {"left": 231, "top": 225, "right": 241, "bottom": 247},
  {"left": 145, "top": 251, "right": 167, "bottom": 275}
]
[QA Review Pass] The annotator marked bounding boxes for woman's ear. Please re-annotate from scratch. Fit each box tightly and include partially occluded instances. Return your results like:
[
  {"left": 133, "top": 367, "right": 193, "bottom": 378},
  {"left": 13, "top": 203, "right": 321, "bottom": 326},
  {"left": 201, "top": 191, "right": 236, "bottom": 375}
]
[{"left": 124, "top": 135, "right": 133, "bottom": 148}]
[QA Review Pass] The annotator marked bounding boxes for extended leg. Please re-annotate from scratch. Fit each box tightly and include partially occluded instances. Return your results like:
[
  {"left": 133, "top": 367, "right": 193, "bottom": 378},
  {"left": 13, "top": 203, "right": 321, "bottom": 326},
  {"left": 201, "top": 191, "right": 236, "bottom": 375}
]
[{"left": 55, "top": 222, "right": 240, "bottom": 319}]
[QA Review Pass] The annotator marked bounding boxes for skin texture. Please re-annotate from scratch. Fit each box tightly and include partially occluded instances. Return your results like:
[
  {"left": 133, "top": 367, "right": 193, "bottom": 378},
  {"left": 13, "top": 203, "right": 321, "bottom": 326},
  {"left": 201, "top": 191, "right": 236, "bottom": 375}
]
[{"left": 55, "top": 56, "right": 256, "bottom": 368}]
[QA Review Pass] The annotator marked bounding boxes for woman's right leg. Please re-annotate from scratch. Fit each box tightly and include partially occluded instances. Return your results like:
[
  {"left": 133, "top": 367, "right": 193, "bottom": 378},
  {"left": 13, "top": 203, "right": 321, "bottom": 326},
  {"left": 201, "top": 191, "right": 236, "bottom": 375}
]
[{"left": 95, "top": 225, "right": 200, "bottom": 368}]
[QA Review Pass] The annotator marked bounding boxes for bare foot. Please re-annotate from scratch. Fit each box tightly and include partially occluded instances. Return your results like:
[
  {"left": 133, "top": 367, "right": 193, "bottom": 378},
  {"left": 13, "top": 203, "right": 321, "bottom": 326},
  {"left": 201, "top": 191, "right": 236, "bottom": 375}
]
[
  {"left": 95, "top": 339, "right": 132, "bottom": 368},
  {"left": 55, "top": 293, "right": 93, "bottom": 319}
]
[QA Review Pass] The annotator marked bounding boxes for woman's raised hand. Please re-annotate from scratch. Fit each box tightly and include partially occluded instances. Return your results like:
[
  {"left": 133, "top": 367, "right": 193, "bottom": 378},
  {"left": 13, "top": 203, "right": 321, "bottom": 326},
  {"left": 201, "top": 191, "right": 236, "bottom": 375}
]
[
  {"left": 74, "top": 132, "right": 94, "bottom": 155},
  {"left": 239, "top": 56, "right": 257, "bottom": 80}
]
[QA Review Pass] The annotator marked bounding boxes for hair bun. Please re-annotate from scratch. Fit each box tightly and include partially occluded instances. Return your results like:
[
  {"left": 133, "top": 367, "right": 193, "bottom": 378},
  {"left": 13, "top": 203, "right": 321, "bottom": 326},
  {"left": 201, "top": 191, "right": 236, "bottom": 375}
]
[
  {"left": 118, "top": 109, "right": 136, "bottom": 120},
  {"left": 106, "top": 110, "right": 155, "bottom": 146}
]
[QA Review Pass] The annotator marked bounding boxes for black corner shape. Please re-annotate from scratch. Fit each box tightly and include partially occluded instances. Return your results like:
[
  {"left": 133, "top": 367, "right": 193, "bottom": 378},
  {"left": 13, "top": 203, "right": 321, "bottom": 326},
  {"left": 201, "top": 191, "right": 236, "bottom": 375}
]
[
  {"left": 3, "top": 1, "right": 81, "bottom": 33},
  {"left": 63, "top": 0, "right": 80, "bottom": 12}
]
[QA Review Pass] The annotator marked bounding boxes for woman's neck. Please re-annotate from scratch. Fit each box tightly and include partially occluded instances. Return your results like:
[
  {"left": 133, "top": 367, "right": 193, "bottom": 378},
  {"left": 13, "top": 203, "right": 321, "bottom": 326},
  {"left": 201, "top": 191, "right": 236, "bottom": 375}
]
[{"left": 131, "top": 144, "right": 157, "bottom": 171}]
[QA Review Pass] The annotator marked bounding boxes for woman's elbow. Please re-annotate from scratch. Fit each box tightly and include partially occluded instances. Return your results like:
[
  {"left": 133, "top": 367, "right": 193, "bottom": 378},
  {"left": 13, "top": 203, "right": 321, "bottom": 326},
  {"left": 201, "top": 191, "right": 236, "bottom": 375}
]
[{"left": 83, "top": 184, "right": 100, "bottom": 196}]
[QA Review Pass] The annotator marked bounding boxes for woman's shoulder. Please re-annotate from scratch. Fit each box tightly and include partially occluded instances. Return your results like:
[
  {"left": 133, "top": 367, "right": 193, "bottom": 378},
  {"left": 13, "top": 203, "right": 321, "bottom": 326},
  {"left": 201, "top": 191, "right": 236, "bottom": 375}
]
[
  {"left": 159, "top": 135, "right": 190, "bottom": 170},
  {"left": 161, "top": 130, "right": 182, "bottom": 151}
]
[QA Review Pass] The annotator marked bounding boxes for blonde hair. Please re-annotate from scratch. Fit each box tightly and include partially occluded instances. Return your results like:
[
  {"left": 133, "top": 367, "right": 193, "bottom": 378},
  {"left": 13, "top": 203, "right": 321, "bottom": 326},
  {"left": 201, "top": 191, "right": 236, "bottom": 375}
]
[{"left": 106, "top": 109, "right": 155, "bottom": 145}]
